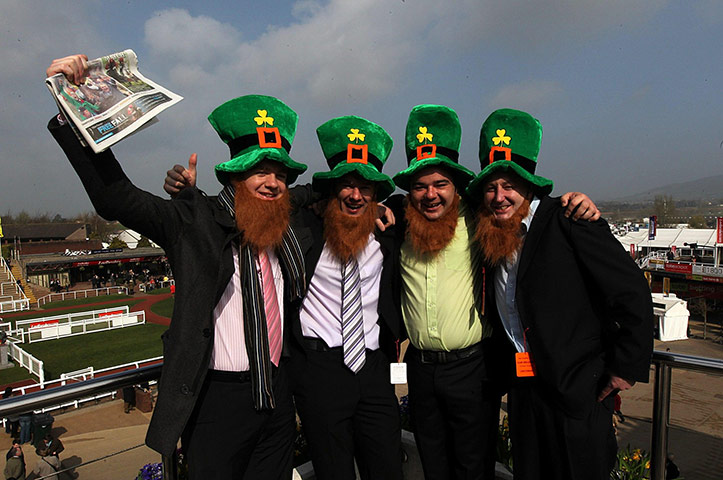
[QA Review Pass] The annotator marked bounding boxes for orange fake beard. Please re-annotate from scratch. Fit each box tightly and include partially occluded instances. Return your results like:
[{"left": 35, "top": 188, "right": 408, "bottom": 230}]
[
  {"left": 323, "top": 199, "right": 378, "bottom": 262},
  {"left": 232, "top": 181, "right": 291, "bottom": 251},
  {"left": 404, "top": 193, "right": 460, "bottom": 257},
  {"left": 474, "top": 198, "right": 531, "bottom": 266}
]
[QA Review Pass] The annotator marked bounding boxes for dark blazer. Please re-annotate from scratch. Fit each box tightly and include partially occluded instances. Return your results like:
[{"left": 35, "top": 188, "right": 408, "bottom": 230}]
[
  {"left": 288, "top": 203, "right": 403, "bottom": 362},
  {"left": 48, "top": 119, "right": 303, "bottom": 456},
  {"left": 488, "top": 196, "right": 654, "bottom": 418}
]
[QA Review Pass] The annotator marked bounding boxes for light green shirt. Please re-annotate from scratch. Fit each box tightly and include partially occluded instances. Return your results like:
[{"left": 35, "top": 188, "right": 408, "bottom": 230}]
[{"left": 401, "top": 201, "right": 492, "bottom": 351}]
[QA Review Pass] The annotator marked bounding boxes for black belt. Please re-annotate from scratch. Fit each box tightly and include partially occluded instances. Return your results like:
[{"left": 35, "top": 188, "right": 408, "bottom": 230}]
[
  {"left": 303, "top": 337, "right": 379, "bottom": 354},
  {"left": 206, "top": 369, "right": 252, "bottom": 383},
  {"left": 412, "top": 342, "right": 483, "bottom": 365},
  {"left": 303, "top": 337, "right": 342, "bottom": 353}
]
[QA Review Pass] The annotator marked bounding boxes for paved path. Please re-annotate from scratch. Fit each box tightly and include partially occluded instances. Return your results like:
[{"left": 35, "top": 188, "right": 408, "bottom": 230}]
[{"left": 129, "top": 292, "right": 172, "bottom": 326}]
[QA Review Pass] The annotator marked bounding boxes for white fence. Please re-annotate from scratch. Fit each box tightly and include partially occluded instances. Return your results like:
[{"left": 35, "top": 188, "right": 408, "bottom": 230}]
[
  {"left": 36, "top": 286, "right": 129, "bottom": 308},
  {"left": 0, "top": 297, "right": 30, "bottom": 314},
  {"left": 8, "top": 341, "right": 45, "bottom": 384},
  {"left": 15, "top": 306, "right": 145, "bottom": 344}
]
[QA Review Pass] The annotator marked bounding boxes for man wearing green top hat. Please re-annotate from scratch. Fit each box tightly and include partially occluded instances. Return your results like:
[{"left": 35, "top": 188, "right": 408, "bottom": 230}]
[
  {"left": 387, "top": 104, "right": 600, "bottom": 480},
  {"left": 288, "top": 115, "right": 403, "bottom": 480},
  {"left": 467, "top": 108, "right": 653, "bottom": 480},
  {"left": 166, "top": 115, "right": 404, "bottom": 479},
  {"left": 45, "top": 55, "right": 308, "bottom": 479}
]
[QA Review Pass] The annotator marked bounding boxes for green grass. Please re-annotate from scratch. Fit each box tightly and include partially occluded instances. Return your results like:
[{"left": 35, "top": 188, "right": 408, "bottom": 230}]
[
  {"left": 20, "top": 323, "right": 167, "bottom": 380},
  {"left": 41, "top": 294, "right": 131, "bottom": 309},
  {"left": 150, "top": 297, "right": 174, "bottom": 318},
  {"left": 0, "top": 365, "right": 37, "bottom": 386},
  {"left": 8, "top": 299, "right": 145, "bottom": 323}
]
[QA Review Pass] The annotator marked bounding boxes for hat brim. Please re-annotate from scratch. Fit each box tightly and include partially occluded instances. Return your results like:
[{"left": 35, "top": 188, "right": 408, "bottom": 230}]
[
  {"left": 393, "top": 155, "right": 475, "bottom": 192},
  {"left": 312, "top": 162, "right": 396, "bottom": 201},
  {"left": 465, "top": 161, "right": 553, "bottom": 199},
  {"left": 214, "top": 148, "right": 307, "bottom": 186}
]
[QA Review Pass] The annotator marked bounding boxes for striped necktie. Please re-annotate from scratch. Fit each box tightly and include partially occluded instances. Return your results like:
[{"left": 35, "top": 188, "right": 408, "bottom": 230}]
[
  {"left": 341, "top": 257, "right": 365, "bottom": 373},
  {"left": 259, "top": 251, "right": 282, "bottom": 366}
]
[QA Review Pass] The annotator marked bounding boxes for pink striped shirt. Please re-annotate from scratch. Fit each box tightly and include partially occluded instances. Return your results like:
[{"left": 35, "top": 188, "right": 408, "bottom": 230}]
[{"left": 210, "top": 245, "right": 284, "bottom": 371}]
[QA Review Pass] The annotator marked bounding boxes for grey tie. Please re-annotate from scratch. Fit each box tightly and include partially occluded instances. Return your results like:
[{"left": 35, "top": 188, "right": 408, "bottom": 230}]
[{"left": 341, "top": 257, "right": 365, "bottom": 373}]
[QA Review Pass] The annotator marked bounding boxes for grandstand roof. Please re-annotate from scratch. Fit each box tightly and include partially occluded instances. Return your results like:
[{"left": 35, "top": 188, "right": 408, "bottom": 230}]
[
  {"left": 616, "top": 227, "right": 719, "bottom": 249},
  {"left": 23, "top": 246, "right": 167, "bottom": 272}
]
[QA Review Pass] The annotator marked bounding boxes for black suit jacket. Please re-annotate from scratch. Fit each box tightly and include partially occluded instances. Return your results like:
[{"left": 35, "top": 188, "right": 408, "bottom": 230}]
[
  {"left": 488, "top": 196, "right": 654, "bottom": 418},
  {"left": 49, "top": 119, "right": 304, "bottom": 455},
  {"left": 288, "top": 204, "right": 403, "bottom": 363}
]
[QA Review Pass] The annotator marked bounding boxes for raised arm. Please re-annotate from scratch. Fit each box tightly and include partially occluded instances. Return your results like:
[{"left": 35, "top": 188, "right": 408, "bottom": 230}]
[
  {"left": 47, "top": 54, "right": 195, "bottom": 248},
  {"left": 47, "top": 54, "right": 89, "bottom": 85}
]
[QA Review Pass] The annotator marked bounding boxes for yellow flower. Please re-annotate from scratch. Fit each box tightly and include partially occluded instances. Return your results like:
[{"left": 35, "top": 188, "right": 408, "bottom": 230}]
[
  {"left": 254, "top": 109, "right": 274, "bottom": 126},
  {"left": 632, "top": 450, "right": 641, "bottom": 461},
  {"left": 645, "top": 460, "right": 650, "bottom": 469},
  {"left": 347, "top": 128, "right": 365, "bottom": 142},
  {"left": 493, "top": 129, "right": 511, "bottom": 146},
  {"left": 416, "top": 126, "right": 433, "bottom": 143}
]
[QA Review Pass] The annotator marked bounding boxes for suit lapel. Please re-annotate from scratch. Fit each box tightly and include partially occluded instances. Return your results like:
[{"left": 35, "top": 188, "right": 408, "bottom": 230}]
[{"left": 517, "top": 196, "right": 555, "bottom": 282}]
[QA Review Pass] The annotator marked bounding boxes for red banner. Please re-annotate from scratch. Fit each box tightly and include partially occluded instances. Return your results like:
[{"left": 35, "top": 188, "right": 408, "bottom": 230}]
[
  {"left": 717, "top": 217, "right": 723, "bottom": 244},
  {"left": 629, "top": 244, "right": 635, "bottom": 258},
  {"left": 664, "top": 263, "right": 692, "bottom": 274},
  {"left": 29, "top": 319, "right": 59, "bottom": 329},
  {"left": 98, "top": 310, "right": 125, "bottom": 317}
]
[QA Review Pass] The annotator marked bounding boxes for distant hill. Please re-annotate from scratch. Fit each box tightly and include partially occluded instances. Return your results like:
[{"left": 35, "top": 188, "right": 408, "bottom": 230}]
[{"left": 610, "top": 175, "right": 723, "bottom": 203}]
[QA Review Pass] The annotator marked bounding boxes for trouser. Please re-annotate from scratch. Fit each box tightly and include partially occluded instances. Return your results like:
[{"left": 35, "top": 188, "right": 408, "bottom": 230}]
[
  {"left": 292, "top": 340, "right": 403, "bottom": 480},
  {"left": 406, "top": 342, "right": 501, "bottom": 480},
  {"left": 18, "top": 415, "right": 32, "bottom": 444},
  {"left": 181, "top": 366, "right": 295, "bottom": 480},
  {"left": 507, "top": 378, "right": 617, "bottom": 480}
]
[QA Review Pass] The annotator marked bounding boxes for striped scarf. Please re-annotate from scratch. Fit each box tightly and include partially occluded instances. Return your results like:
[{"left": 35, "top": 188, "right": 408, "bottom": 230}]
[{"left": 218, "top": 184, "right": 305, "bottom": 409}]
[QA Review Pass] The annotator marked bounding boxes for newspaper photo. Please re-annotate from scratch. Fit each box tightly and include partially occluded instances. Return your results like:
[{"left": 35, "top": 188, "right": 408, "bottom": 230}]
[{"left": 45, "top": 49, "right": 183, "bottom": 153}]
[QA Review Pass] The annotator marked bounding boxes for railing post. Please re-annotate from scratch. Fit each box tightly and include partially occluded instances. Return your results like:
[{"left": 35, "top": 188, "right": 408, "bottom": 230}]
[
  {"left": 162, "top": 451, "right": 179, "bottom": 480},
  {"left": 650, "top": 361, "right": 672, "bottom": 480}
]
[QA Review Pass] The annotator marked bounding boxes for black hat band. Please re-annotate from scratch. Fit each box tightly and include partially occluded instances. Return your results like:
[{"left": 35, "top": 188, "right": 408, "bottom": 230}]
[
  {"left": 327, "top": 146, "right": 383, "bottom": 172},
  {"left": 227, "top": 129, "right": 292, "bottom": 160},
  {"left": 406, "top": 144, "right": 459, "bottom": 164},
  {"left": 488, "top": 146, "right": 537, "bottom": 175}
]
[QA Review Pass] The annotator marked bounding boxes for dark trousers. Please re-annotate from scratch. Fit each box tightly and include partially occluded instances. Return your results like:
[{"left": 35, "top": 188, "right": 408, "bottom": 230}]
[
  {"left": 407, "top": 344, "right": 500, "bottom": 480},
  {"left": 292, "top": 345, "right": 402, "bottom": 480},
  {"left": 507, "top": 379, "right": 617, "bottom": 480},
  {"left": 181, "top": 366, "right": 295, "bottom": 480}
]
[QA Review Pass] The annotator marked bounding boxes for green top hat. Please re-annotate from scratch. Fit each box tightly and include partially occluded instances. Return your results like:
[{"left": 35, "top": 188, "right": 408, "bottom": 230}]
[
  {"left": 466, "top": 108, "right": 553, "bottom": 198},
  {"left": 209, "top": 95, "right": 308, "bottom": 185},
  {"left": 312, "top": 115, "right": 396, "bottom": 200},
  {"left": 392, "top": 104, "right": 475, "bottom": 192}
]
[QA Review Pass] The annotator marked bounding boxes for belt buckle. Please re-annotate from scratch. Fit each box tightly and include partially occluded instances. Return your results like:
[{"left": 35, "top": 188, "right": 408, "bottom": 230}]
[{"left": 420, "top": 350, "right": 447, "bottom": 364}]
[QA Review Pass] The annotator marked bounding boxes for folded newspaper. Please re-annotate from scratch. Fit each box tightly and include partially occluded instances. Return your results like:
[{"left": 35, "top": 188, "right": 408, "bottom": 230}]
[{"left": 45, "top": 49, "right": 183, "bottom": 153}]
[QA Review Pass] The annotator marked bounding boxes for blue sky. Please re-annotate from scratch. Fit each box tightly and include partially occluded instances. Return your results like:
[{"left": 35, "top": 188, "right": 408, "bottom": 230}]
[{"left": 1, "top": 0, "right": 722, "bottom": 216}]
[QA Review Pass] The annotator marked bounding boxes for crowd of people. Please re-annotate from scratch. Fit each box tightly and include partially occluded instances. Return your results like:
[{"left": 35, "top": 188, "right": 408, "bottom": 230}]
[
  {"left": 43, "top": 53, "right": 654, "bottom": 480},
  {"left": 3, "top": 432, "right": 63, "bottom": 480}
]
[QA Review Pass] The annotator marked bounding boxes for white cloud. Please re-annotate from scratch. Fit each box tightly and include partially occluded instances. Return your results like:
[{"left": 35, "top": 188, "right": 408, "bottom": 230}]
[{"left": 144, "top": 9, "right": 242, "bottom": 69}]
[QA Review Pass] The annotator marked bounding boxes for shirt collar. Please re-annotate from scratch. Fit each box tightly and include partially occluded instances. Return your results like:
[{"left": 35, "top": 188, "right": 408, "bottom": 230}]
[{"left": 521, "top": 196, "right": 540, "bottom": 234}]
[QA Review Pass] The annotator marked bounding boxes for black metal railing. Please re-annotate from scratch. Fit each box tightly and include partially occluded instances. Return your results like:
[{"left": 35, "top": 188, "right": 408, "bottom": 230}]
[
  {"left": 0, "top": 364, "right": 174, "bottom": 479},
  {"left": 650, "top": 350, "right": 723, "bottom": 480}
]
